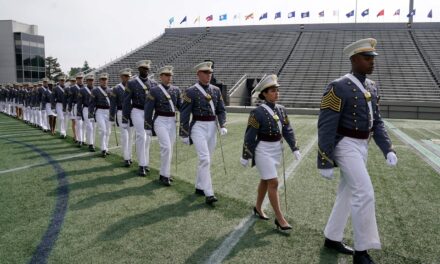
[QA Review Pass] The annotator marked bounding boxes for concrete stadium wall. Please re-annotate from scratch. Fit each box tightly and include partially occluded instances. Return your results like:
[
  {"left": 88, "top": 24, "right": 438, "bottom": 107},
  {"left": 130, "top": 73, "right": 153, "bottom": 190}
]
[{"left": 227, "top": 101, "right": 440, "bottom": 120}]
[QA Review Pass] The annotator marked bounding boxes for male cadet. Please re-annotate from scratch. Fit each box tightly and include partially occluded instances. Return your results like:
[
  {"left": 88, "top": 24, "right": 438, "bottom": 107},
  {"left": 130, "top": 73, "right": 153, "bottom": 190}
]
[
  {"left": 180, "top": 61, "right": 227, "bottom": 205},
  {"left": 17, "top": 83, "right": 24, "bottom": 120},
  {"left": 0, "top": 84, "right": 4, "bottom": 113},
  {"left": 77, "top": 73, "right": 96, "bottom": 151},
  {"left": 65, "top": 76, "right": 79, "bottom": 143},
  {"left": 31, "top": 82, "right": 38, "bottom": 127},
  {"left": 38, "top": 78, "right": 50, "bottom": 131},
  {"left": 53, "top": 75, "right": 68, "bottom": 138},
  {"left": 23, "top": 83, "right": 31, "bottom": 123},
  {"left": 110, "top": 68, "right": 134, "bottom": 166},
  {"left": 122, "top": 60, "right": 157, "bottom": 176},
  {"left": 68, "top": 74, "right": 82, "bottom": 145},
  {"left": 44, "top": 81, "right": 56, "bottom": 134},
  {"left": 145, "top": 65, "right": 182, "bottom": 186},
  {"left": 318, "top": 38, "right": 398, "bottom": 264},
  {"left": 89, "top": 73, "right": 112, "bottom": 157}
]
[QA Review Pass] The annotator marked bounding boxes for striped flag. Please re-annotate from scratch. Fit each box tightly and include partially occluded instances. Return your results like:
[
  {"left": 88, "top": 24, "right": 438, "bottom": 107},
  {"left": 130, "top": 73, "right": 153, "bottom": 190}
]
[
  {"left": 377, "top": 9, "right": 384, "bottom": 17},
  {"left": 245, "top": 13, "right": 254, "bottom": 20}
]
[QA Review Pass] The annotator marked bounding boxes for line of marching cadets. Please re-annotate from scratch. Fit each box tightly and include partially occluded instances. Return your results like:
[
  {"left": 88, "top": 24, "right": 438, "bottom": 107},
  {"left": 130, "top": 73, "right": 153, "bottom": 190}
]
[{"left": 0, "top": 39, "right": 400, "bottom": 264}]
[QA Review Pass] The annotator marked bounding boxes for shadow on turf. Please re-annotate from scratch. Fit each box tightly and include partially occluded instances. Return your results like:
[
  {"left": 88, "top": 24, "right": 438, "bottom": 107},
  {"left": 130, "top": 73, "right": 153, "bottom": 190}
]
[{"left": 96, "top": 194, "right": 206, "bottom": 241}]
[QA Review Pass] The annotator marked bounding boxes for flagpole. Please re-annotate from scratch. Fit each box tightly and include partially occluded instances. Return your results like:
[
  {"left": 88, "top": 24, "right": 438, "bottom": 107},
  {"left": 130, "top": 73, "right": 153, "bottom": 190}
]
[
  {"left": 409, "top": 0, "right": 414, "bottom": 24},
  {"left": 355, "top": 0, "right": 358, "bottom": 23}
]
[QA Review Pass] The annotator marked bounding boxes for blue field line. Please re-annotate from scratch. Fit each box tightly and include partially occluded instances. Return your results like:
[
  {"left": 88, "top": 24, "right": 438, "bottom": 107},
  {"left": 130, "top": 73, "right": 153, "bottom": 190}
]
[
  {"left": 385, "top": 120, "right": 440, "bottom": 172},
  {"left": 1, "top": 138, "right": 69, "bottom": 264}
]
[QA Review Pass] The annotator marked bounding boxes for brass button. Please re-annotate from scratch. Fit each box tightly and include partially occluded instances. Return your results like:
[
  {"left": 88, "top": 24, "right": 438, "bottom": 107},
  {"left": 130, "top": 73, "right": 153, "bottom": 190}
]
[
  {"left": 354, "top": 119, "right": 357, "bottom": 123},
  {"left": 321, "top": 157, "right": 325, "bottom": 160},
  {"left": 354, "top": 105, "right": 357, "bottom": 108},
  {"left": 355, "top": 96, "right": 358, "bottom": 99},
  {"left": 355, "top": 127, "right": 359, "bottom": 130},
  {"left": 321, "top": 162, "right": 325, "bottom": 165},
  {"left": 353, "top": 112, "right": 356, "bottom": 116},
  {"left": 352, "top": 88, "right": 356, "bottom": 92}
]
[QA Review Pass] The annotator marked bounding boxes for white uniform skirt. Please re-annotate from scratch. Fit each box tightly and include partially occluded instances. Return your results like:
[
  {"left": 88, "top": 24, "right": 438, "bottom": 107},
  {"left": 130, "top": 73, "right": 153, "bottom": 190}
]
[
  {"left": 46, "top": 103, "right": 56, "bottom": 116},
  {"left": 255, "top": 140, "right": 282, "bottom": 180}
]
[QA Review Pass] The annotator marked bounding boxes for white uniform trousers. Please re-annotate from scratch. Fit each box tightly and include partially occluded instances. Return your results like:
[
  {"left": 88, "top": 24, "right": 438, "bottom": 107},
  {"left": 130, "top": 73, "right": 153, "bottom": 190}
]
[
  {"left": 324, "top": 136, "right": 381, "bottom": 251},
  {"left": 82, "top": 107, "right": 95, "bottom": 145},
  {"left": 23, "top": 106, "right": 28, "bottom": 121},
  {"left": 46, "top": 103, "right": 55, "bottom": 117},
  {"left": 11, "top": 101, "right": 16, "bottom": 116},
  {"left": 56, "top": 103, "right": 67, "bottom": 136},
  {"left": 117, "top": 110, "right": 133, "bottom": 161},
  {"left": 96, "top": 109, "right": 111, "bottom": 151},
  {"left": 131, "top": 108, "right": 150, "bottom": 167},
  {"left": 191, "top": 120, "right": 217, "bottom": 196},
  {"left": 40, "top": 108, "right": 48, "bottom": 130},
  {"left": 154, "top": 116, "right": 176, "bottom": 178},
  {"left": 73, "top": 104, "right": 83, "bottom": 142}
]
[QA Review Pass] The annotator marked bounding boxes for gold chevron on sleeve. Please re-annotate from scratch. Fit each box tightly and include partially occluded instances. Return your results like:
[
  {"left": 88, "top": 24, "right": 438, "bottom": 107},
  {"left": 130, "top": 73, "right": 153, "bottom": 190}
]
[
  {"left": 320, "top": 87, "right": 341, "bottom": 112},
  {"left": 247, "top": 115, "right": 259, "bottom": 129},
  {"left": 183, "top": 94, "right": 192, "bottom": 103}
]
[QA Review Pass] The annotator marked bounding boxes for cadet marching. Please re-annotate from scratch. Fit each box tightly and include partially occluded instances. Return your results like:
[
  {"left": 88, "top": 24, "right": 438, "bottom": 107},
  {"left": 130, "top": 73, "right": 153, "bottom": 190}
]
[{"left": 0, "top": 38, "right": 398, "bottom": 264}]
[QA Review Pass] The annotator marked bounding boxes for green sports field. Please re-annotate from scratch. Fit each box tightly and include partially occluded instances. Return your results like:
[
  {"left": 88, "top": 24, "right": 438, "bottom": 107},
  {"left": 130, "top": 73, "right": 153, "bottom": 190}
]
[{"left": 0, "top": 113, "right": 439, "bottom": 264}]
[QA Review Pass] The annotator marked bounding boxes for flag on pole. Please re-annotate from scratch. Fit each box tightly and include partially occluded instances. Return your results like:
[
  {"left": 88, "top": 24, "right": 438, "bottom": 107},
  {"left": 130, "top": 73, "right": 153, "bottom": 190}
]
[
  {"left": 180, "top": 16, "right": 187, "bottom": 24},
  {"left": 361, "top": 9, "right": 369, "bottom": 17},
  {"left": 394, "top": 9, "right": 400, "bottom": 16},
  {"left": 233, "top": 14, "right": 239, "bottom": 20},
  {"left": 301, "top": 11, "right": 310, "bottom": 18},
  {"left": 245, "top": 13, "right": 254, "bottom": 20},
  {"left": 319, "top": 11, "right": 325, "bottom": 17},
  {"left": 428, "top": 9, "right": 433, "bottom": 18},
  {"left": 275, "top": 12, "right": 281, "bottom": 19},
  {"left": 259, "top": 12, "right": 268, "bottom": 20},
  {"left": 194, "top": 16, "right": 200, "bottom": 24},
  {"left": 407, "top": 9, "right": 416, "bottom": 17},
  {"left": 206, "top": 15, "right": 213, "bottom": 21},
  {"left": 346, "top": 10, "right": 354, "bottom": 18},
  {"left": 333, "top": 10, "right": 339, "bottom": 16},
  {"left": 377, "top": 9, "right": 385, "bottom": 17},
  {"left": 288, "top": 11, "right": 295, "bottom": 18},
  {"left": 169, "top": 17, "right": 175, "bottom": 25},
  {"left": 219, "top": 14, "right": 227, "bottom": 21}
]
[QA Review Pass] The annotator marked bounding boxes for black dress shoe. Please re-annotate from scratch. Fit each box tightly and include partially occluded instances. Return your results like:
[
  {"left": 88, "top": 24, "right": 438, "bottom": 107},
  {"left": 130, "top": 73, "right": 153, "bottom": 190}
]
[
  {"left": 324, "top": 238, "right": 354, "bottom": 255},
  {"left": 60, "top": 135, "right": 67, "bottom": 139},
  {"left": 195, "top": 188, "right": 205, "bottom": 196},
  {"left": 88, "top": 145, "right": 95, "bottom": 152},
  {"left": 77, "top": 142, "right": 83, "bottom": 148},
  {"left": 169, "top": 176, "right": 174, "bottom": 182},
  {"left": 159, "top": 175, "right": 171, "bottom": 186},
  {"left": 101, "top": 150, "right": 108, "bottom": 157},
  {"left": 253, "top": 207, "right": 269, "bottom": 220},
  {"left": 205, "top": 196, "right": 218, "bottom": 205},
  {"left": 144, "top": 166, "right": 150, "bottom": 173},
  {"left": 274, "top": 219, "right": 292, "bottom": 230},
  {"left": 124, "top": 160, "right": 131, "bottom": 167},
  {"left": 138, "top": 166, "right": 146, "bottom": 177},
  {"left": 353, "top": 251, "right": 375, "bottom": 264}
]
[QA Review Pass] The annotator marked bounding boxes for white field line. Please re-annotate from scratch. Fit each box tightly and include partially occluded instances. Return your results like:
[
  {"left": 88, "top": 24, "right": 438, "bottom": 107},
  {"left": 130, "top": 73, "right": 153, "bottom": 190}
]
[
  {"left": 0, "top": 146, "right": 120, "bottom": 175},
  {"left": 204, "top": 135, "right": 318, "bottom": 264}
]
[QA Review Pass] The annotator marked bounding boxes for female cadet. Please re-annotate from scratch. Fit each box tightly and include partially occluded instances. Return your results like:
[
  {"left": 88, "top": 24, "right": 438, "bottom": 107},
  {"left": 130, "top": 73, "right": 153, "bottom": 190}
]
[{"left": 241, "top": 74, "right": 301, "bottom": 230}]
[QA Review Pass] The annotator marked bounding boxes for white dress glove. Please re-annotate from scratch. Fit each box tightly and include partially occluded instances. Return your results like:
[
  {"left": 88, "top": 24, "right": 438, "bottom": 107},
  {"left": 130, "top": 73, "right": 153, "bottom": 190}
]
[
  {"left": 145, "top": 129, "right": 152, "bottom": 136},
  {"left": 240, "top": 157, "right": 249, "bottom": 167},
  {"left": 121, "top": 123, "right": 128, "bottom": 129},
  {"left": 220, "top": 127, "right": 228, "bottom": 136},
  {"left": 293, "top": 150, "right": 301, "bottom": 160},
  {"left": 181, "top": 137, "right": 190, "bottom": 145},
  {"left": 319, "top": 169, "right": 334, "bottom": 180},
  {"left": 386, "top": 152, "right": 398, "bottom": 166}
]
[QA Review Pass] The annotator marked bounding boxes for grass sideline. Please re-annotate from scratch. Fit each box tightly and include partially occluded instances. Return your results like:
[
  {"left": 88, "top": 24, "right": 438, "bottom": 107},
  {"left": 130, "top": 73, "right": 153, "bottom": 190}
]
[{"left": 0, "top": 113, "right": 439, "bottom": 263}]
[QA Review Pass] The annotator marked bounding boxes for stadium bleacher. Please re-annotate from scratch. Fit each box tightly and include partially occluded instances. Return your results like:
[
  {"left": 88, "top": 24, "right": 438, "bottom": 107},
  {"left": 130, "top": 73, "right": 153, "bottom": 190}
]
[{"left": 94, "top": 22, "right": 440, "bottom": 109}]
